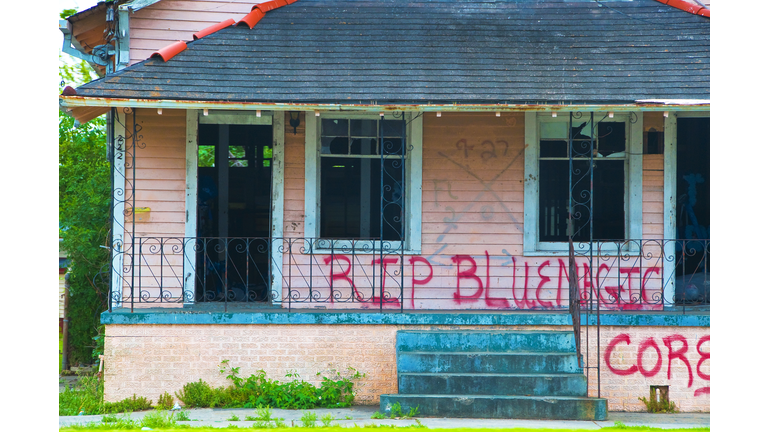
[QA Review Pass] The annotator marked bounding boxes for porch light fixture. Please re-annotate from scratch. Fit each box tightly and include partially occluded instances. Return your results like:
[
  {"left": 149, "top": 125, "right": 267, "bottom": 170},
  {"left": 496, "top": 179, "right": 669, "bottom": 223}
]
[
  {"left": 289, "top": 111, "right": 301, "bottom": 135},
  {"left": 314, "top": 110, "right": 320, "bottom": 117},
  {"left": 436, "top": 112, "right": 441, "bottom": 117},
  {"left": 157, "top": 108, "right": 162, "bottom": 115},
  {"left": 203, "top": 108, "right": 209, "bottom": 116},
  {"left": 256, "top": 110, "right": 261, "bottom": 117},
  {"left": 379, "top": 112, "right": 384, "bottom": 117},
  {"left": 496, "top": 111, "right": 501, "bottom": 117},
  {"left": 608, "top": 112, "right": 614, "bottom": 118},
  {"left": 552, "top": 112, "right": 557, "bottom": 117},
  {"left": 663, "top": 111, "right": 669, "bottom": 118}
]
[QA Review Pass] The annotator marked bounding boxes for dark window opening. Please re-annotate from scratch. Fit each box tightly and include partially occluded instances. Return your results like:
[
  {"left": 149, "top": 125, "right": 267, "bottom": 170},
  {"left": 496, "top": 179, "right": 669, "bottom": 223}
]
[
  {"left": 319, "top": 118, "right": 405, "bottom": 241},
  {"left": 538, "top": 119, "right": 626, "bottom": 243},
  {"left": 196, "top": 123, "right": 273, "bottom": 302},
  {"left": 675, "top": 118, "right": 710, "bottom": 305}
]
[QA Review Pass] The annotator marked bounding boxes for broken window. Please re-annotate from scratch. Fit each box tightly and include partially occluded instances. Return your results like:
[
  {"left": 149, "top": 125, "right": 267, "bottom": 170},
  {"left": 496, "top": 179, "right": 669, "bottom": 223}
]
[{"left": 538, "top": 117, "right": 627, "bottom": 242}]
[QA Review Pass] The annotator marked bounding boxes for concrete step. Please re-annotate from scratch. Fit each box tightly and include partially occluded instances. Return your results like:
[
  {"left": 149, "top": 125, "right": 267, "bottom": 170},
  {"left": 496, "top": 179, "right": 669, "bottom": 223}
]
[
  {"left": 396, "top": 330, "right": 577, "bottom": 353},
  {"left": 398, "top": 372, "right": 588, "bottom": 397},
  {"left": 398, "top": 351, "right": 583, "bottom": 374},
  {"left": 379, "top": 394, "right": 607, "bottom": 421}
]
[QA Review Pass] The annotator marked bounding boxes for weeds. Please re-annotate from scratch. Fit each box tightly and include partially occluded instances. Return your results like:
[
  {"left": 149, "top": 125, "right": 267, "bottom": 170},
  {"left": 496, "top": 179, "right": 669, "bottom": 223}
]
[
  {"left": 227, "top": 414, "right": 240, "bottom": 421},
  {"left": 300, "top": 411, "right": 318, "bottom": 427},
  {"left": 156, "top": 391, "right": 175, "bottom": 410},
  {"left": 639, "top": 396, "right": 679, "bottom": 413},
  {"left": 320, "top": 413, "right": 337, "bottom": 427}
]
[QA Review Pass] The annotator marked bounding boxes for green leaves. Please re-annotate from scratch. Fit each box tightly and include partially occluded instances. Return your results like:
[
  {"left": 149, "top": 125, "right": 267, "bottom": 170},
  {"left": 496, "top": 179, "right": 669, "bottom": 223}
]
[{"left": 59, "top": 58, "right": 111, "bottom": 365}]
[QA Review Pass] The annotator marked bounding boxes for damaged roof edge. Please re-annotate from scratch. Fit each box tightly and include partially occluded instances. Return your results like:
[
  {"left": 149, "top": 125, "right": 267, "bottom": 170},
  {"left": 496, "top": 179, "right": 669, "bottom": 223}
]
[{"left": 59, "top": 96, "right": 711, "bottom": 115}]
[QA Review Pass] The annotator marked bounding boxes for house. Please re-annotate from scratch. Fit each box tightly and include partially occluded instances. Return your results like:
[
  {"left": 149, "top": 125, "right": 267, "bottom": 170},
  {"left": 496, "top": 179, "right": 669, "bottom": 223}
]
[{"left": 59, "top": 0, "right": 710, "bottom": 417}]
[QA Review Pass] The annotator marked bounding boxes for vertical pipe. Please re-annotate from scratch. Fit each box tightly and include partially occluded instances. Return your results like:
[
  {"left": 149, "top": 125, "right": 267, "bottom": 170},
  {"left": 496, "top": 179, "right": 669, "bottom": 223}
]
[
  {"left": 400, "top": 115, "right": 406, "bottom": 313},
  {"left": 107, "top": 108, "right": 115, "bottom": 312},
  {"left": 379, "top": 118, "right": 384, "bottom": 312},
  {"left": 62, "top": 273, "right": 70, "bottom": 373},
  {"left": 130, "top": 110, "right": 136, "bottom": 313}
]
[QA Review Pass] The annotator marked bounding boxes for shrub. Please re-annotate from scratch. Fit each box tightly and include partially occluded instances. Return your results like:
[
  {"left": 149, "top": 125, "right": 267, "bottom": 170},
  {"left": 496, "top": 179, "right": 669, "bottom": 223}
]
[{"left": 155, "top": 391, "right": 174, "bottom": 410}]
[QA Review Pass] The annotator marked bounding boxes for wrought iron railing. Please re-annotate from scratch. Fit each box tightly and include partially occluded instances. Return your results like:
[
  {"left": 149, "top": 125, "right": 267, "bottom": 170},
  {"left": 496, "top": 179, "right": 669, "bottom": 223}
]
[{"left": 110, "top": 237, "right": 709, "bottom": 313}]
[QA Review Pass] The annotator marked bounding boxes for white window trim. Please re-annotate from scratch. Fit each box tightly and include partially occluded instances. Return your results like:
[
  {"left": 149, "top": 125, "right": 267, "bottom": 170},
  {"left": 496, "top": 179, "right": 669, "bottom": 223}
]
[
  {"left": 304, "top": 111, "right": 422, "bottom": 254},
  {"left": 523, "top": 111, "right": 643, "bottom": 256},
  {"left": 183, "top": 110, "right": 283, "bottom": 304}
]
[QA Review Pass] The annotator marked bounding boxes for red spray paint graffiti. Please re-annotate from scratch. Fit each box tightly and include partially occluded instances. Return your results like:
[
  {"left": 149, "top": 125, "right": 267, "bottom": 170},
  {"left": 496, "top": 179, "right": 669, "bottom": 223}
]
[
  {"left": 321, "top": 251, "right": 663, "bottom": 311},
  {"left": 604, "top": 333, "right": 710, "bottom": 396}
]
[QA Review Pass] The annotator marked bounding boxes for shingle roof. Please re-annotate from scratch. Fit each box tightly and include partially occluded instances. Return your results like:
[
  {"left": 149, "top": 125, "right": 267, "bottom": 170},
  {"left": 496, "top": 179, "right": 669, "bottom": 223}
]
[{"left": 74, "top": 0, "right": 710, "bottom": 105}]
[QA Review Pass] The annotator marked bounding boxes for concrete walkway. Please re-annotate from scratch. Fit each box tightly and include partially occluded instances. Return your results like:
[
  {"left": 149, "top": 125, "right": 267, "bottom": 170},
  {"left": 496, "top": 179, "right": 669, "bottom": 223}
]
[{"left": 59, "top": 405, "right": 710, "bottom": 429}]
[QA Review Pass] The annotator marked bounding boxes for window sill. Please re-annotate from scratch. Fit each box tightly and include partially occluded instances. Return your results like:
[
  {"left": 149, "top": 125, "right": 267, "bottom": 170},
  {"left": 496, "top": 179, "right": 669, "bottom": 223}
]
[{"left": 524, "top": 243, "right": 642, "bottom": 257}]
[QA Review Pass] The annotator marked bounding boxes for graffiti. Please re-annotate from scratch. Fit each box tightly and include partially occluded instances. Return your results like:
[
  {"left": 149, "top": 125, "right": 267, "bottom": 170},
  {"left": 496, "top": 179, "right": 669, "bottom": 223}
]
[
  {"left": 316, "top": 251, "right": 662, "bottom": 311},
  {"left": 604, "top": 333, "right": 709, "bottom": 397}
]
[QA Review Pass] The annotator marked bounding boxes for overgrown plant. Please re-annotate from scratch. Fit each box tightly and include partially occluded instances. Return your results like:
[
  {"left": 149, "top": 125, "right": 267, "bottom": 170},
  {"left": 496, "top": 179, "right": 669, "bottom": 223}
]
[
  {"left": 188, "top": 361, "right": 366, "bottom": 410},
  {"left": 59, "top": 7, "right": 111, "bottom": 367},
  {"left": 155, "top": 391, "right": 175, "bottom": 410},
  {"left": 59, "top": 374, "right": 153, "bottom": 416},
  {"left": 639, "top": 396, "right": 679, "bottom": 413}
]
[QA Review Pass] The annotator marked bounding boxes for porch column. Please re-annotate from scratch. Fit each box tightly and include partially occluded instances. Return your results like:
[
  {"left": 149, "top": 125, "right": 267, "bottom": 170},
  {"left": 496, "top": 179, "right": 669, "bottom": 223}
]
[
  {"left": 663, "top": 112, "right": 677, "bottom": 308},
  {"left": 183, "top": 109, "right": 199, "bottom": 304},
  {"left": 271, "top": 112, "right": 285, "bottom": 304},
  {"left": 110, "top": 109, "right": 126, "bottom": 309}
]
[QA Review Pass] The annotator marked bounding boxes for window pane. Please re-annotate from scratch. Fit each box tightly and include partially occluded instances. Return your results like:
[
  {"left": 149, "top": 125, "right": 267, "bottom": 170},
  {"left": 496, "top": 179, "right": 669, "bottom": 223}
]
[
  {"left": 539, "top": 160, "right": 569, "bottom": 241},
  {"left": 540, "top": 140, "right": 567, "bottom": 158},
  {"left": 263, "top": 146, "right": 272, "bottom": 159},
  {"left": 538, "top": 159, "right": 624, "bottom": 242},
  {"left": 541, "top": 122, "right": 567, "bottom": 139},
  {"left": 320, "top": 157, "right": 404, "bottom": 240},
  {"left": 321, "top": 136, "right": 349, "bottom": 155},
  {"left": 350, "top": 119, "right": 377, "bottom": 137},
  {"left": 350, "top": 138, "right": 377, "bottom": 155},
  {"left": 198, "top": 145, "right": 215, "bottom": 167},
  {"left": 592, "top": 160, "right": 625, "bottom": 240},
  {"left": 382, "top": 137, "right": 405, "bottom": 156},
  {"left": 597, "top": 122, "right": 625, "bottom": 157},
  {"left": 321, "top": 157, "right": 363, "bottom": 238},
  {"left": 321, "top": 119, "right": 348, "bottom": 136},
  {"left": 382, "top": 119, "right": 403, "bottom": 137}
]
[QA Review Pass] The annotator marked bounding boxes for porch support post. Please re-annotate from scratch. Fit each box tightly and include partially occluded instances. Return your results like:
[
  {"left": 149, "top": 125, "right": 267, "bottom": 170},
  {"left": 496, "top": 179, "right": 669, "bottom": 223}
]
[
  {"left": 271, "top": 111, "right": 285, "bottom": 304},
  {"left": 628, "top": 111, "right": 643, "bottom": 242},
  {"left": 110, "top": 110, "right": 126, "bottom": 308},
  {"left": 184, "top": 110, "right": 199, "bottom": 305},
  {"left": 663, "top": 112, "right": 678, "bottom": 308}
]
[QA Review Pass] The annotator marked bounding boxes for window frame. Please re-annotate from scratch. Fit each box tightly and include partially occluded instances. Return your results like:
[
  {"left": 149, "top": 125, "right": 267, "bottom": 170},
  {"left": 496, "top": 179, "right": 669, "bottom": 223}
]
[
  {"left": 523, "top": 111, "right": 643, "bottom": 256},
  {"left": 304, "top": 111, "right": 422, "bottom": 254}
]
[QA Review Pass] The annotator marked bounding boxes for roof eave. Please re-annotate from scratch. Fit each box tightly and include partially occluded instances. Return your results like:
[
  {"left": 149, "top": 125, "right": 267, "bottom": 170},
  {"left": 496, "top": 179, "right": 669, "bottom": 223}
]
[{"left": 59, "top": 95, "right": 711, "bottom": 114}]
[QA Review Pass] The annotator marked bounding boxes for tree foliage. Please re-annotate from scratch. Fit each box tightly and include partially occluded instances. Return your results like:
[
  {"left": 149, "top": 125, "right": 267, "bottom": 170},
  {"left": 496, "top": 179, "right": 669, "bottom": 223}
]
[{"left": 59, "top": 58, "right": 111, "bottom": 364}]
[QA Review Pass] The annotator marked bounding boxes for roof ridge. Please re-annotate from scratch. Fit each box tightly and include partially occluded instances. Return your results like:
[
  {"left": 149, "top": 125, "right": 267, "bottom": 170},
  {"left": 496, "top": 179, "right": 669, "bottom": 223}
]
[{"left": 654, "top": 0, "right": 710, "bottom": 18}]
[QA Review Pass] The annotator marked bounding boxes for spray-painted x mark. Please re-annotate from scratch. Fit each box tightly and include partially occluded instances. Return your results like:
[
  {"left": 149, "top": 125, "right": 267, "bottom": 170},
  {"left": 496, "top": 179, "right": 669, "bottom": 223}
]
[{"left": 427, "top": 146, "right": 526, "bottom": 261}]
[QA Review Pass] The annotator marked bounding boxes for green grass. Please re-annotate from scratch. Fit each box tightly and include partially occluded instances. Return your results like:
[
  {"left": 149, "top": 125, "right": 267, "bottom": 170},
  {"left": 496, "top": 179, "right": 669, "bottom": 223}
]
[{"left": 59, "top": 426, "right": 710, "bottom": 432}]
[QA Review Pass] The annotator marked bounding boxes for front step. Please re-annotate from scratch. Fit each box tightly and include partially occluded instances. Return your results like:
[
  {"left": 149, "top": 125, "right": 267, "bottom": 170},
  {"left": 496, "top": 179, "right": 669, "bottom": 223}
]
[
  {"left": 382, "top": 330, "right": 607, "bottom": 421},
  {"left": 398, "top": 351, "right": 583, "bottom": 374},
  {"left": 399, "top": 372, "right": 587, "bottom": 396},
  {"left": 380, "top": 394, "right": 607, "bottom": 421}
]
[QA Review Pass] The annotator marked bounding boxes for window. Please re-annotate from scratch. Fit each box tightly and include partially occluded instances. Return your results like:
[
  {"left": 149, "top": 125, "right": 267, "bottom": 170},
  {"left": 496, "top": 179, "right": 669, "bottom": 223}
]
[
  {"left": 524, "top": 112, "right": 642, "bottom": 254},
  {"left": 305, "top": 112, "right": 423, "bottom": 252}
]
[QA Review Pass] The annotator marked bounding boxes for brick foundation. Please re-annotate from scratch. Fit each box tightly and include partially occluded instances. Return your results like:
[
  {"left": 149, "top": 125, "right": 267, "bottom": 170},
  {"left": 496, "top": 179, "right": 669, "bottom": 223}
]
[{"left": 103, "top": 323, "right": 709, "bottom": 412}]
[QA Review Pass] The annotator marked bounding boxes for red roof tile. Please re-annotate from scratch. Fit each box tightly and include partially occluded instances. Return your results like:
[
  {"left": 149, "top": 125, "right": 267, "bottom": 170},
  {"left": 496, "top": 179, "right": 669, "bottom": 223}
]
[
  {"left": 150, "top": 40, "right": 187, "bottom": 62},
  {"left": 654, "top": 0, "right": 709, "bottom": 17},
  {"left": 194, "top": 19, "right": 236, "bottom": 40},
  {"left": 238, "top": 8, "right": 265, "bottom": 28}
]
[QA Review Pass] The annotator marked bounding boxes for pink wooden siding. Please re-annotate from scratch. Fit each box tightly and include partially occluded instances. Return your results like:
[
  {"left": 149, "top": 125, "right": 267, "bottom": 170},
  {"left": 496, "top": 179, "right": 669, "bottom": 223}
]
[
  {"left": 122, "top": 108, "right": 187, "bottom": 305},
  {"left": 421, "top": 112, "right": 526, "bottom": 257},
  {"left": 283, "top": 112, "right": 306, "bottom": 238},
  {"left": 129, "top": 0, "right": 259, "bottom": 65},
  {"left": 642, "top": 111, "right": 666, "bottom": 240}
]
